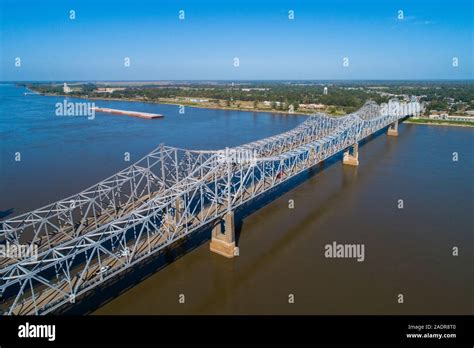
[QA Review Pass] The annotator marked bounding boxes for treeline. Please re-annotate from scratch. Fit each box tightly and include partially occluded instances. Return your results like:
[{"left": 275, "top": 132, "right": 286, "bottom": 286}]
[
  {"left": 29, "top": 84, "right": 389, "bottom": 112},
  {"left": 27, "top": 81, "right": 474, "bottom": 112},
  {"left": 117, "top": 85, "right": 389, "bottom": 109}
]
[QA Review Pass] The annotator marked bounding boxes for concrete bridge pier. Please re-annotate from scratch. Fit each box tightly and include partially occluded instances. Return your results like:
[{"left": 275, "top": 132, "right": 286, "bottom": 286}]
[
  {"left": 343, "top": 143, "right": 359, "bottom": 166},
  {"left": 210, "top": 211, "right": 239, "bottom": 258},
  {"left": 387, "top": 120, "right": 399, "bottom": 136},
  {"left": 163, "top": 197, "right": 184, "bottom": 229},
  {"left": 175, "top": 197, "right": 183, "bottom": 222}
]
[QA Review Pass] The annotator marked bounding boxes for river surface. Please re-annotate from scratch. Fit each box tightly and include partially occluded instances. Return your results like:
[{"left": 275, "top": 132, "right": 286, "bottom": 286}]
[{"left": 0, "top": 84, "right": 472, "bottom": 315}]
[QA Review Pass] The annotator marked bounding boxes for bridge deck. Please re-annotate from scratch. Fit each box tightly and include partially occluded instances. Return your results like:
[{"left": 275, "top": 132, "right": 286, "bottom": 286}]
[
  {"left": 6, "top": 175, "right": 283, "bottom": 314},
  {"left": 1, "top": 100, "right": 422, "bottom": 315}
]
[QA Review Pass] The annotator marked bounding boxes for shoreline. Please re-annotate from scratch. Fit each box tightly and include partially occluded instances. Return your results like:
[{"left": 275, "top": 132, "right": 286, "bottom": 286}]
[
  {"left": 25, "top": 90, "right": 474, "bottom": 127},
  {"left": 38, "top": 92, "right": 311, "bottom": 117},
  {"left": 405, "top": 119, "right": 474, "bottom": 128}
]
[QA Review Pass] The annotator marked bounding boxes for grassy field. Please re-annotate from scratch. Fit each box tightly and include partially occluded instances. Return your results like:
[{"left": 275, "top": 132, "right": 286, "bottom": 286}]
[{"left": 406, "top": 118, "right": 474, "bottom": 127}]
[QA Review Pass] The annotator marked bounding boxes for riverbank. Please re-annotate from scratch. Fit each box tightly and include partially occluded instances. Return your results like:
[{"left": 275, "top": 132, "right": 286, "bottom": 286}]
[
  {"left": 405, "top": 118, "right": 474, "bottom": 128},
  {"left": 36, "top": 92, "right": 312, "bottom": 116},
  {"left": 27, "top": 89, "right": 474, "bottom": 126}
]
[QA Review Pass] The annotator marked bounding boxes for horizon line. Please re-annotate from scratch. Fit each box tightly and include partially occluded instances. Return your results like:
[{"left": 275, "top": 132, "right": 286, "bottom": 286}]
[{"left": 3, "top": 79, "right": 474, "bottom": 83}]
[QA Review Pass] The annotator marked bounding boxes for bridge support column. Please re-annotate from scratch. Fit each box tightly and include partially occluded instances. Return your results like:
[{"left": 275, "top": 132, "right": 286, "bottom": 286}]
[
  {"left": 163, "top": 197, "right": 184, "bottom": 230},
  {"left": 210, "top": 211, "right": 239, "bottom": 258},
  {"left": 175, "top": 197, "right": 183, "bottom": 222},
  {"left": 343, "top": 143, "right": 359, "bottom": 166},
  {"left": 387, "top": 120, "right": 398, "bottom": 136}
]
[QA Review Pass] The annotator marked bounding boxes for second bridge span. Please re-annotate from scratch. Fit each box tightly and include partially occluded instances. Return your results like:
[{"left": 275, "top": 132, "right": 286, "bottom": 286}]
[{"left": 0, "top": 98, "right": 423, "bottom": 315}]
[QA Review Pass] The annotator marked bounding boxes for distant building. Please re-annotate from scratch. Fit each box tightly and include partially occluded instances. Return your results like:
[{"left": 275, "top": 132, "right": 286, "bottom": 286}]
[
  {"left": 447, "top": 115, "right": 474, "bottom": 122},
  {"left": 63, "top": 83, "right": 82, "bottom": 93},
  {"left": 300, "top": 103, "right": 326, "bottom": 110},
  {"left": 263, "top": 101, "right": 283, "bottom": 107},
  {"left": 323, "top": 86, "right": 328, "bottom": 95},
  {"left": 63, "top": 83, "right": 71, "bottom": 94},
  {"left": 95, "top": 87, "right": 126, "bottom": 93},
  {"left": 429, "top": 113, "right": 448, "bottom": 120},
  {"left": 242, "top": 88, "right": 269, "bottom": 92},
  {"left": 429, "top": 113, "right": 474, "bottom": 122},
  {"left": 401, "top": 95, "right": 410, "bottom": 102}
]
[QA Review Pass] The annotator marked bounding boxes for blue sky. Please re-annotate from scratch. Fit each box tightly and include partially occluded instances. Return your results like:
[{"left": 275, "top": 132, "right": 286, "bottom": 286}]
[{"left": 0, "top": 0, "right": 472, "bottom": 80}]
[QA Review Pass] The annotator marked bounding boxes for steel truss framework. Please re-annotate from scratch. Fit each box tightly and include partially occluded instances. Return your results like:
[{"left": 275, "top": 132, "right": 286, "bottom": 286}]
[{"left": 0, "top": 99, "right": 422, "bottom": 315}]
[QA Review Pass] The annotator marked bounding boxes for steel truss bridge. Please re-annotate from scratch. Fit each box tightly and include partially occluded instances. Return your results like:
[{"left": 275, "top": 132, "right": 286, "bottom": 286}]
[{"left": 0, "top": 99, "right": 422, "bottom": 315}]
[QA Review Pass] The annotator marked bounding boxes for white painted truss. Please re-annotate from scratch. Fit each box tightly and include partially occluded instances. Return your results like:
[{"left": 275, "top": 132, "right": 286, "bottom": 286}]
[{"left": 0, "top": 99, "right": 423, "bottom": 315}]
